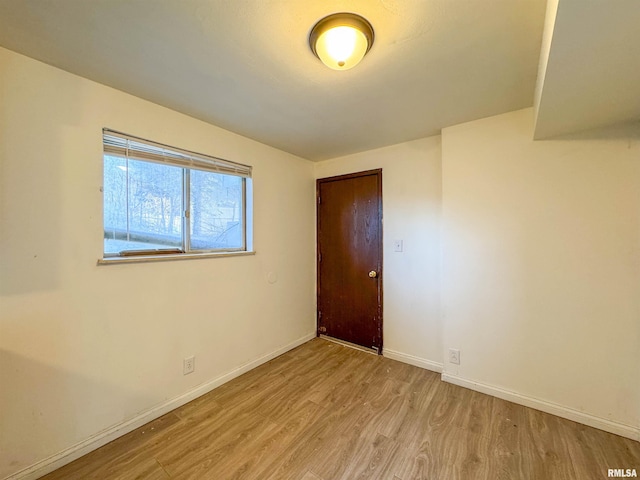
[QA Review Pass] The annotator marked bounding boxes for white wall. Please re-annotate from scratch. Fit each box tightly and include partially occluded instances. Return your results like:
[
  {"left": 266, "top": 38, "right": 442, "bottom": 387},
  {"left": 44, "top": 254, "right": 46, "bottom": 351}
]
[
  {"left": 315, "top": 137, "right": 443, "bottom": 370},
  {"left": 0, "top": 47, "right": 316, "bottom": 479},
  {"left": 441, "top": 108, "right": 640, "bottom": 436}
]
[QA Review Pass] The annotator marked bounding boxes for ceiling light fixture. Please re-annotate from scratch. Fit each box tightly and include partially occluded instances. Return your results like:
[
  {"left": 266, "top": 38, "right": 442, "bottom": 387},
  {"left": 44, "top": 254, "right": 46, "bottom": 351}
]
[{"left": 309, "top": 13, "right": 374, "bottom": 71}]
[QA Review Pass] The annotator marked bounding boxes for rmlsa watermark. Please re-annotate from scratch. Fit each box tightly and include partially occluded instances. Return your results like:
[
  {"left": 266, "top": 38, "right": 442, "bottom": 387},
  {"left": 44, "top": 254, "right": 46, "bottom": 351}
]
[{"left": 608, "top": 469, "right": 638, "bottom": 478}]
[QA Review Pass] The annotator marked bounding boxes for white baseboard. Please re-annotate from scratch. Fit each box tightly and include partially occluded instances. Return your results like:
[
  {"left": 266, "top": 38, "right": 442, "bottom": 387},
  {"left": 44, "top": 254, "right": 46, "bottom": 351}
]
[
  {"left": 383, "top": 349, "right": 443, "bottom": 373},
  {"left": 5, "top": 332, "right": 316, "bottom": 480},
  {"left": 442, "top": 373, "right": 640, "bottom": 442}
]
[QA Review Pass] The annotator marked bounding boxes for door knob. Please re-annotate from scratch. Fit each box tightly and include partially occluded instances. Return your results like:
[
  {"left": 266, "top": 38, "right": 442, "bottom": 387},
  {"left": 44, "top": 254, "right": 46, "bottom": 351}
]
[{"left": 369, "top": 270, "right": 378, "bottom": 278}]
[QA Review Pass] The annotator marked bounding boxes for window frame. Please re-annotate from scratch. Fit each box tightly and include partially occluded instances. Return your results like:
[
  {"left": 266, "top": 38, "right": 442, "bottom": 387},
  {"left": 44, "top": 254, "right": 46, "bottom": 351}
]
[{"left": 100, "top": 129, "right": 253, "bottom": 263}]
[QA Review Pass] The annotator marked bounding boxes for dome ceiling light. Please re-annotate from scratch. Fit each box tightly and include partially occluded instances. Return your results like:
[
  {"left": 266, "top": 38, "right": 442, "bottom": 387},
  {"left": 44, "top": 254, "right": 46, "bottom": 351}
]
[{"left": 309, "top": 12, "right": 375, "bottom": 71}]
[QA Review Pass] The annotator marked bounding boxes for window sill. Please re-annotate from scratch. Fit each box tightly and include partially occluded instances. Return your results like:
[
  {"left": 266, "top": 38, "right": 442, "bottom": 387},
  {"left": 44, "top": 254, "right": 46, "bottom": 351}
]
[{"left": 97, "top": 250, "right": 255, "bottom": 265}]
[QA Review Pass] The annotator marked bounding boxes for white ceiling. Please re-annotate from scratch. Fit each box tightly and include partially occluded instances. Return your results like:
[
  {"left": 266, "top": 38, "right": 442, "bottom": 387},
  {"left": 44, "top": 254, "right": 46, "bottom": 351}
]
[
  {"left": 534, "top": 0, "right": 640, "bottom": 139},
  {"left": 0, "top": 0, "right": 550, "bottom": 160},
  {"left": 2, "top": 1, "right": 637, "bottom": 160}
]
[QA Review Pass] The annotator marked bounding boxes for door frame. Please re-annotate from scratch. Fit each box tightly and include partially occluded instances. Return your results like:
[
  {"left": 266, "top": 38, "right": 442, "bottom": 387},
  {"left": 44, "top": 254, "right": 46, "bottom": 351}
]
[{"left": 316, "top": 168, "right": 383, "bottom": 353}]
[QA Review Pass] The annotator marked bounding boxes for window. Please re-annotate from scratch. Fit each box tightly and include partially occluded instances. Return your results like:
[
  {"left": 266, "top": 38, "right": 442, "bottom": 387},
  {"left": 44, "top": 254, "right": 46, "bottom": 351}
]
[{"left": 102, "top": 129, "right": 252, "bottom": 260}]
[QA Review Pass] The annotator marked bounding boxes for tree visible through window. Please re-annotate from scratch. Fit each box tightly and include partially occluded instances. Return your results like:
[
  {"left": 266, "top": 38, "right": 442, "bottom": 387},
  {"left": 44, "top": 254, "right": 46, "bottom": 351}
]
[{"left": 102, "top": 130, "right": 252, "bottom": 257}]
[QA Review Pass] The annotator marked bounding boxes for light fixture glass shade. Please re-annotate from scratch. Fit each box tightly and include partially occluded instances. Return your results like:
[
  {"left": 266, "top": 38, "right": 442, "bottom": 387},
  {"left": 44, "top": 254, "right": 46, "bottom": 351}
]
[{"left": 309, "top": 13, "right": 374, "bottom": 71}]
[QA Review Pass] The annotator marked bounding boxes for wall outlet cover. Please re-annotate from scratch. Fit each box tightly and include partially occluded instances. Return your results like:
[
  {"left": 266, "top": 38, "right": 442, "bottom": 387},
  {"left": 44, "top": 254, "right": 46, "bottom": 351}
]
[
  {"left": 183, "top": 356, "right": 195, "bottom": 375},
  {"left": 449, "top": 348, "right": 460, "bottom": 365}
]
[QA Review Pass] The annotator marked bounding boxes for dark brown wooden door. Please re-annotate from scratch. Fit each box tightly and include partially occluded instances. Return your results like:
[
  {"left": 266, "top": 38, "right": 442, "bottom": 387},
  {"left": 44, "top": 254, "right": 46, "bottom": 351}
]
[{"left": 317, "top": 169, "right": 382, "bottom": 352}]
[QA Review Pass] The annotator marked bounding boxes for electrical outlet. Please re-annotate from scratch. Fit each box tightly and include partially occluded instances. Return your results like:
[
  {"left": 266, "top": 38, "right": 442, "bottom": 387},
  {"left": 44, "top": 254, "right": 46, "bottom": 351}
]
[
  {"left": 183, "top": 356, "right": 195, "bottom": 375},
  {"left": 449, "top": 348, "right": 460, "bottom": 365}
]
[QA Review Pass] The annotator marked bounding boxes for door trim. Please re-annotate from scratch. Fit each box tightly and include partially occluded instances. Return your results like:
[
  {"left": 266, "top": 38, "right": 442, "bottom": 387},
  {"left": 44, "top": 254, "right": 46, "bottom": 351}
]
[{"left": 316, "top": 169, "right": 383, "bottom": 353}]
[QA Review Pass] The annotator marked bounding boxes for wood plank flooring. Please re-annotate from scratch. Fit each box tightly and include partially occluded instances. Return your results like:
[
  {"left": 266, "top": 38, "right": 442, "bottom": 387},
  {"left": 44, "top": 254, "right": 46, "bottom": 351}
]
[{"left": 41, "top": 338, "right": 640, "bottom": 480}]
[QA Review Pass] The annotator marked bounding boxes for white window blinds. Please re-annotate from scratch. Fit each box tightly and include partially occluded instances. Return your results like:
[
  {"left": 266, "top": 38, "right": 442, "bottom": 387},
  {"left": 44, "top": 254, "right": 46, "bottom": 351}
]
[{"left": 103, "top": 129, "right": 252, "bottom": 178}]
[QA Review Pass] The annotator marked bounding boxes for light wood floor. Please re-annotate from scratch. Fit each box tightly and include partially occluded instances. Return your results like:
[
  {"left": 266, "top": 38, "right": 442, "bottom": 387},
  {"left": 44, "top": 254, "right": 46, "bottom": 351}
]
[{"left": 42, "top": 338, "right": 639, "bottom": 480}]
